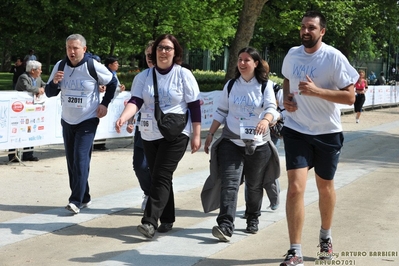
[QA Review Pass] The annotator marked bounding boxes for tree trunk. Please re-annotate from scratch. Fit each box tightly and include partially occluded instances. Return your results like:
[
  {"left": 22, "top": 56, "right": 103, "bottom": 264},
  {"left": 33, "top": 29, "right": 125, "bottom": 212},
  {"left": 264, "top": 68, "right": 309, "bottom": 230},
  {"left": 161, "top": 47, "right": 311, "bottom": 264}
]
[
  {"left": 44, "top": 52, "right": 52, "bottom": 75},
  {"left": 226, "top": 0, "right": 269, "bottom": 81},
  {"left": 109, "top": 42, "right": 116, "bottom": 57},
  {"left": 1, "top": 38, "right": 13, "bottom": 72}
]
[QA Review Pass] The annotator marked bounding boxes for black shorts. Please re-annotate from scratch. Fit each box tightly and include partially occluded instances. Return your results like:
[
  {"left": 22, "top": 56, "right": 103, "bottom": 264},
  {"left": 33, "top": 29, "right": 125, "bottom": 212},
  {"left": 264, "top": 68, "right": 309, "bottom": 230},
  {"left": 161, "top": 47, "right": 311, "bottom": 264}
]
[{"left": 282, "top": 127, "right": 344, "bottom": 180}]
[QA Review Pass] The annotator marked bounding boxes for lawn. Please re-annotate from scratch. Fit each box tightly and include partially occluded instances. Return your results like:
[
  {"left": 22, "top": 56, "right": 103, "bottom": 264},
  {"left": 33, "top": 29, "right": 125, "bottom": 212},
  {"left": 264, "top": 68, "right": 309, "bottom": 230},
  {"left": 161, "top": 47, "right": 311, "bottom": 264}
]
[
  {"left": 0, "top": 72, "right": 51, "bottom": 91},
  {"left": 0, "top": 72, "right": 13, "bottom": 91}
]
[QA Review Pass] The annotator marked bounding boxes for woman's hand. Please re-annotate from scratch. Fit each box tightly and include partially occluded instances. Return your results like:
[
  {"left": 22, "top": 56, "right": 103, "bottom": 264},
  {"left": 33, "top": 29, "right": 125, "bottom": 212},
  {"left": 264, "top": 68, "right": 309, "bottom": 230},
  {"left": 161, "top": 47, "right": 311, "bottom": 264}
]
[
  {"left": 115, "top": 118, "right": 126, "bottom": 133},
  {"left": 256, "top": 119, "right": 270, "bottom": 135},
  {"left": 126, "top": 124, "right": 134, "bottom": 133},
  {"left": 204, "top": 134, "right": 213, "bottom": 154},
  {"left": 191, "top": 135, "right": 201, "bottom": 154}
]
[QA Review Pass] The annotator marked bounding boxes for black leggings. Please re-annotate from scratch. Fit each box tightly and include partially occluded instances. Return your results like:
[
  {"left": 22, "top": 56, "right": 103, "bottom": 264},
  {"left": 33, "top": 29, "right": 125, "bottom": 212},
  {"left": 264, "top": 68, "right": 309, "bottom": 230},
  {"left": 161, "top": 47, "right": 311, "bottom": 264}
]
[{"left": 354, "top": 94, "right": 366, "bottom": 112}]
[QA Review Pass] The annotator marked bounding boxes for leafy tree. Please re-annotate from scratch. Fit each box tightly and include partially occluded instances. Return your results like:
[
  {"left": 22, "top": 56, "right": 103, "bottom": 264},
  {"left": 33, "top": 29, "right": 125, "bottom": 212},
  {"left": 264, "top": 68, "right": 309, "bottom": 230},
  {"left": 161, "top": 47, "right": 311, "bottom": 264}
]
[
  {"left": 252, "top": 0, "right": 399, "bottom": 67},
  {"left": 225, "top": 0, "right": 269, "bottom": 80},
  {"left": 1, "top": 0, "right": 399, "bottom": 79}
]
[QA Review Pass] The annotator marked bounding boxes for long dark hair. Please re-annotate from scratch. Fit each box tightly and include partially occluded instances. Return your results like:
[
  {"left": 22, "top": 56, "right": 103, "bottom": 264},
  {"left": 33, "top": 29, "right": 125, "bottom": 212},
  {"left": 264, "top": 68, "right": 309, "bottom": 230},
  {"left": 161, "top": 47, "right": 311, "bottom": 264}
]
[
  {"left": 151, "top": 34, "right": 183, "bottom": 65},
  {"left": 234, "top": 47, "right": 268, "bottom": 84}
]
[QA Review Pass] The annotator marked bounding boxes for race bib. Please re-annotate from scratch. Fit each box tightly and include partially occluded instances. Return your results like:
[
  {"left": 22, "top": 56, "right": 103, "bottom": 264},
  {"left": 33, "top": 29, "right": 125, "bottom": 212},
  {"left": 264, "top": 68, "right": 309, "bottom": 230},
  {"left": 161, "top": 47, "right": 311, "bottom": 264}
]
[
  {"left": 239, "top": 119, "right": 262, "bottom": 141},
  {"left": 139, "top": 112, "right": 154, "bottom": 133},
  {"left": 64, "top": 90, "right": 88, "bottom": 108}
]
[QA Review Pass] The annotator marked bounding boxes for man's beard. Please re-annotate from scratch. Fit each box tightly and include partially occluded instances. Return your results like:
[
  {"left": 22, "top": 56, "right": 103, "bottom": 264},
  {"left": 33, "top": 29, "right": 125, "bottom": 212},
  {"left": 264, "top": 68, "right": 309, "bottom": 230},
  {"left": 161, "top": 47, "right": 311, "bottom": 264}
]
[{"left": 301, "top": 35, "right": 321, "bottom": 49}]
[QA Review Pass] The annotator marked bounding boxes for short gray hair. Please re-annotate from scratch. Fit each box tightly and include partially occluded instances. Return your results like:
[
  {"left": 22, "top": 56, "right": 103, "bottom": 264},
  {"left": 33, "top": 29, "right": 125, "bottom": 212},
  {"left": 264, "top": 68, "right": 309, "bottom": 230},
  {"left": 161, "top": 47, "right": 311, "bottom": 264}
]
[
  {"left": 66, "top": 34, "right": 86, "bottom": 47},
  {"left": 25, "top": 60, "right": 42, "bottom": 72}
]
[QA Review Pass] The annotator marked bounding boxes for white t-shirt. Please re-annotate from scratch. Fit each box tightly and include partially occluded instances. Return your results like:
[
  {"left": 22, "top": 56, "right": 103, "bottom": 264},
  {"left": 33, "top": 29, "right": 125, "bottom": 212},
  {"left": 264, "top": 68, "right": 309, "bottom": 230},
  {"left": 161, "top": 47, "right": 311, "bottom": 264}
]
[
  {"left": 132, "top": 65, "right": 200, "bottom": 141},
  {"left": 274, "top": 83, "right": 285, "bottom": 120},
  {"left": 213, "top": 77, "right": 279, "bottom": 147},
  {"left": 282, "top": 42, "right": 359, "bottom": 135},
  {"left": 48, "top": 59, "right": 113, "bottom": 125}
]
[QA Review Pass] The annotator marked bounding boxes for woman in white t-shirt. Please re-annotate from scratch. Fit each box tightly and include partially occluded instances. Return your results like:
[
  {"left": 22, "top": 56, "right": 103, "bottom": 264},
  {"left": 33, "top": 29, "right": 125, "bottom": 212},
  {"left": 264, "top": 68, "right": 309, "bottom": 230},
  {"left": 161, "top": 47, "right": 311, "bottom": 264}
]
[
  {"left": 115, "top": 34, "right": 201, "bottom": 239},
  {"left": 203, "top": 47, "right": 279, "bottom": 242}
]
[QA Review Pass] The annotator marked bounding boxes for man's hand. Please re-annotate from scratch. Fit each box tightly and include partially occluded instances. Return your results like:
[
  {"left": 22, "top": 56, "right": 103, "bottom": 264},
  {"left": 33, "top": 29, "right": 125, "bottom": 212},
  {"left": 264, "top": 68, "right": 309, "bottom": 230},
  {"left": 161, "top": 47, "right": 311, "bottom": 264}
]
[
  {"left": 97, "top": 104, "right": 108, "bottom": 118},
  {"left": 283, "top": 93, "right": 298, "bottom": 112},
  {"left": 53, "top": 71, "right": 64, "bottom": 84},
  {"left": 298, "top": 75, "right": 319, "bottom": 96},
  {"left": 99, "top": 85, "right": 106, "bottom": 93}
]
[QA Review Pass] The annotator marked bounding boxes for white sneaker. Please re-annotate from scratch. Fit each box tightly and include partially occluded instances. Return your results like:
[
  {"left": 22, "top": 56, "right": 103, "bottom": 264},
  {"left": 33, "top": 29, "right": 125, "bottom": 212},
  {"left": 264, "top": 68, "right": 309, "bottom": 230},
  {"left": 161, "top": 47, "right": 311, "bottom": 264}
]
[
  {"left": 356, "top": 119, "right": 359, "bottom": 123},
  {"left": 141, "top": 195, "right": 149, "bottom": 211},
  {"left": 65, "top": 203, "right": 80, "bottom": 214},
  {"left": 81, "top": 201, "right": 92, "bottom": 209}
]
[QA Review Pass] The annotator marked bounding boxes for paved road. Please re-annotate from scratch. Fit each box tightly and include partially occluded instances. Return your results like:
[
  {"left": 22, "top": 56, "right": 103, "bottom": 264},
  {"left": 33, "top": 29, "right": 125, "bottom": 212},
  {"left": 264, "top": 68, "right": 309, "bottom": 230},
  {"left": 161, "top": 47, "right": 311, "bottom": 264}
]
[{"left": 1, "top": 107, "right": 399, "bottom": 266}]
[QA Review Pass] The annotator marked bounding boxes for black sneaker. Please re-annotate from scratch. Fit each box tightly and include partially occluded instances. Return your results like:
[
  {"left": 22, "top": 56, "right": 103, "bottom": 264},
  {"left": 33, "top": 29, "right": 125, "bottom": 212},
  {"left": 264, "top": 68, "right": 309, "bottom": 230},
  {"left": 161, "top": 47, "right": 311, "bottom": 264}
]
[
  {"left": 318, "top": 238, "right": 333, "bottom": 260},
  {"left": 245, "top": 221, "right": 258, "bottom": 234},
  {"left": 137, "top": 223, "right": 155, "bottom": 238},
  {"left": 157, "top": 223, "right": 173, "bottom": 233},
  {"left": 280, "top": 249, "right": 304, "bottom": 266},
  {"left": 212, "top": 225, "right": 232, "bottom": 242}
]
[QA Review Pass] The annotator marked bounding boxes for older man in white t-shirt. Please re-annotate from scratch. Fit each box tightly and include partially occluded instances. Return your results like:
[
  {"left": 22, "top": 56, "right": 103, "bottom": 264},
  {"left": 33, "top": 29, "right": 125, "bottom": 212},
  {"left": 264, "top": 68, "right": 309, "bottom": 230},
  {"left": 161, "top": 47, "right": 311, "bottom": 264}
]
[{"left": 45, "top": 34, "right": 117, "bottom": 215}]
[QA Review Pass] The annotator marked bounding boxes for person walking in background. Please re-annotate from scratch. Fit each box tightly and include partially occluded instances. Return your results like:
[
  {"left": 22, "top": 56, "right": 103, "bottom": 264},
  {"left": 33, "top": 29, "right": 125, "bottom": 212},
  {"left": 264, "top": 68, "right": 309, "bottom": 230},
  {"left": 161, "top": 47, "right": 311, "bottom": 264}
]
[
  {"left": 354, "top": 70, "right": 368, "bottom": 123},
  {"left": 280, "top": 11, "right": 358, "bottom": 265},
  {"left": 93, "top": 56, "right": 126, "bottom": 151},
  {"left": 115, "top": 34, "right": 201, "bottom": 239},
  {"left": 8, "top": 60, "right": 46, "bottom": 162},
  {"left": 9, "top": 57, "right": 25, "bottom": 90},
  {"left": 45, "top": 34, "right": 117, "bottom": 215},
  {"left": 24, "top": 49, "right": 37, "bottom": 62},
  {"left": 104, "top": 56, "right": 126, "bottom": 97},
  {"left": 203, "top": 47, "right": 280, "bottom": 242},
  {"left": 126, "top": 41, "right": 154, "bottom": 211}
]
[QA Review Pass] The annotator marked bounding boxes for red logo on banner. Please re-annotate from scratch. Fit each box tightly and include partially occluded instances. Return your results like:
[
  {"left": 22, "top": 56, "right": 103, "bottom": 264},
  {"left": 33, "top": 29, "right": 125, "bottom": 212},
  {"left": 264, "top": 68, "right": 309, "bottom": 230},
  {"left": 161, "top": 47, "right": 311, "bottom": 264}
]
[{"left": 12, "top": 101, "right": 24, "bottom": 112}]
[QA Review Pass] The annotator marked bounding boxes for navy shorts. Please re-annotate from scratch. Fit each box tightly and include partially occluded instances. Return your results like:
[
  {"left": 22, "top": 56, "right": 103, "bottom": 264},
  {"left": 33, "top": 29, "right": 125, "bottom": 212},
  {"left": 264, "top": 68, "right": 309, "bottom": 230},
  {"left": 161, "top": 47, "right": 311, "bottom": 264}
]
[{"left": 282, "top": 127, "right": 344, "bottom": 180}]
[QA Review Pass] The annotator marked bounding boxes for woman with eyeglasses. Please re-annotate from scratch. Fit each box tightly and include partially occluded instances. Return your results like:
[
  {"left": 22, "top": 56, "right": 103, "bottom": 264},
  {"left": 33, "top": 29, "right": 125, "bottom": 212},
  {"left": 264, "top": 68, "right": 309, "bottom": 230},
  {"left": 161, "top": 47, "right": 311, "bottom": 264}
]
[{"left": 115, "top": 34, "right": 201, "bottom": 238}]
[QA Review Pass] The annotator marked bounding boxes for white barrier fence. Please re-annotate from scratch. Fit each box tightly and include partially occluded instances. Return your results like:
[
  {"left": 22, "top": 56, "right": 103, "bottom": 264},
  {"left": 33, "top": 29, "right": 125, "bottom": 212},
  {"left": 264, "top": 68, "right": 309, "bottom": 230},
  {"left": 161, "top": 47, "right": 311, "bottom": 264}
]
[{"left": 1, "top": 85, "right": 398, "bottom": 151}]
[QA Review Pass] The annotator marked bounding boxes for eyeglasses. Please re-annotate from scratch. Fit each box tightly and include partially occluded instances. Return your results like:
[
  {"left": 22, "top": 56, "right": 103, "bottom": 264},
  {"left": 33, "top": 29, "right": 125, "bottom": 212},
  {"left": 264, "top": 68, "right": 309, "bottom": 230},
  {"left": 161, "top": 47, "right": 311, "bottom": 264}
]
[{"left": 156, "top": 45, "right": 174, "bottom": 53}]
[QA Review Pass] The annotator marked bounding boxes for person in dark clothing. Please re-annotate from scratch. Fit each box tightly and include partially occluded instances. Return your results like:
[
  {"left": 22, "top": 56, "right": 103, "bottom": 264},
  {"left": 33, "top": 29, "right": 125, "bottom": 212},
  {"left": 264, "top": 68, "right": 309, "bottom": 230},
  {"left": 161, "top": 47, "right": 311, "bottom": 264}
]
[
  {"left": 9, "top": 58, "right": 25, "bottom": 89},
  {"left": 375, "top": 72, "right": 386, "bottom": 85}
]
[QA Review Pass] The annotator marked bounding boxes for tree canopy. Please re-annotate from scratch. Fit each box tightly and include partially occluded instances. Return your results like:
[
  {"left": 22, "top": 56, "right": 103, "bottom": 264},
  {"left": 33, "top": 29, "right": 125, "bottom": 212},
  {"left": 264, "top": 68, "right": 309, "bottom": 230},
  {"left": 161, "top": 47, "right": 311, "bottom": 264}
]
[{"left": 1, "top": 0, "right": 399, "bottom": 77}]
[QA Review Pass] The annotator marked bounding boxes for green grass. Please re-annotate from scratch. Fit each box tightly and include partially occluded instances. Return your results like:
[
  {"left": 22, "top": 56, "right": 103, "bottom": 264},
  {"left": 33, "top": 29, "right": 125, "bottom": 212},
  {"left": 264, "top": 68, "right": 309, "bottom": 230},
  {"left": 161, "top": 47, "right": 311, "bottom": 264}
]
[
  {"left": 0, "top": 73, "right": 13, "bottom": 90},
  {"left": 0, "top": 72, "right": 49, "bottom": 90}
]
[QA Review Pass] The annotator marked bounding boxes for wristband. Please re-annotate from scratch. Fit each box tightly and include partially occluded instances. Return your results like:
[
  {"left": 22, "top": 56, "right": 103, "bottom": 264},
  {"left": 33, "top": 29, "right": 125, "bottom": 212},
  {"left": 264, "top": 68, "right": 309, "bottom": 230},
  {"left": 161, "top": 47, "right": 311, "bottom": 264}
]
[
  {"left": 262, "top": 117, "right": 271, "bottom": 123},
  {"left": 208, "top": 132, "right": 214, "bottom": 137}
]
